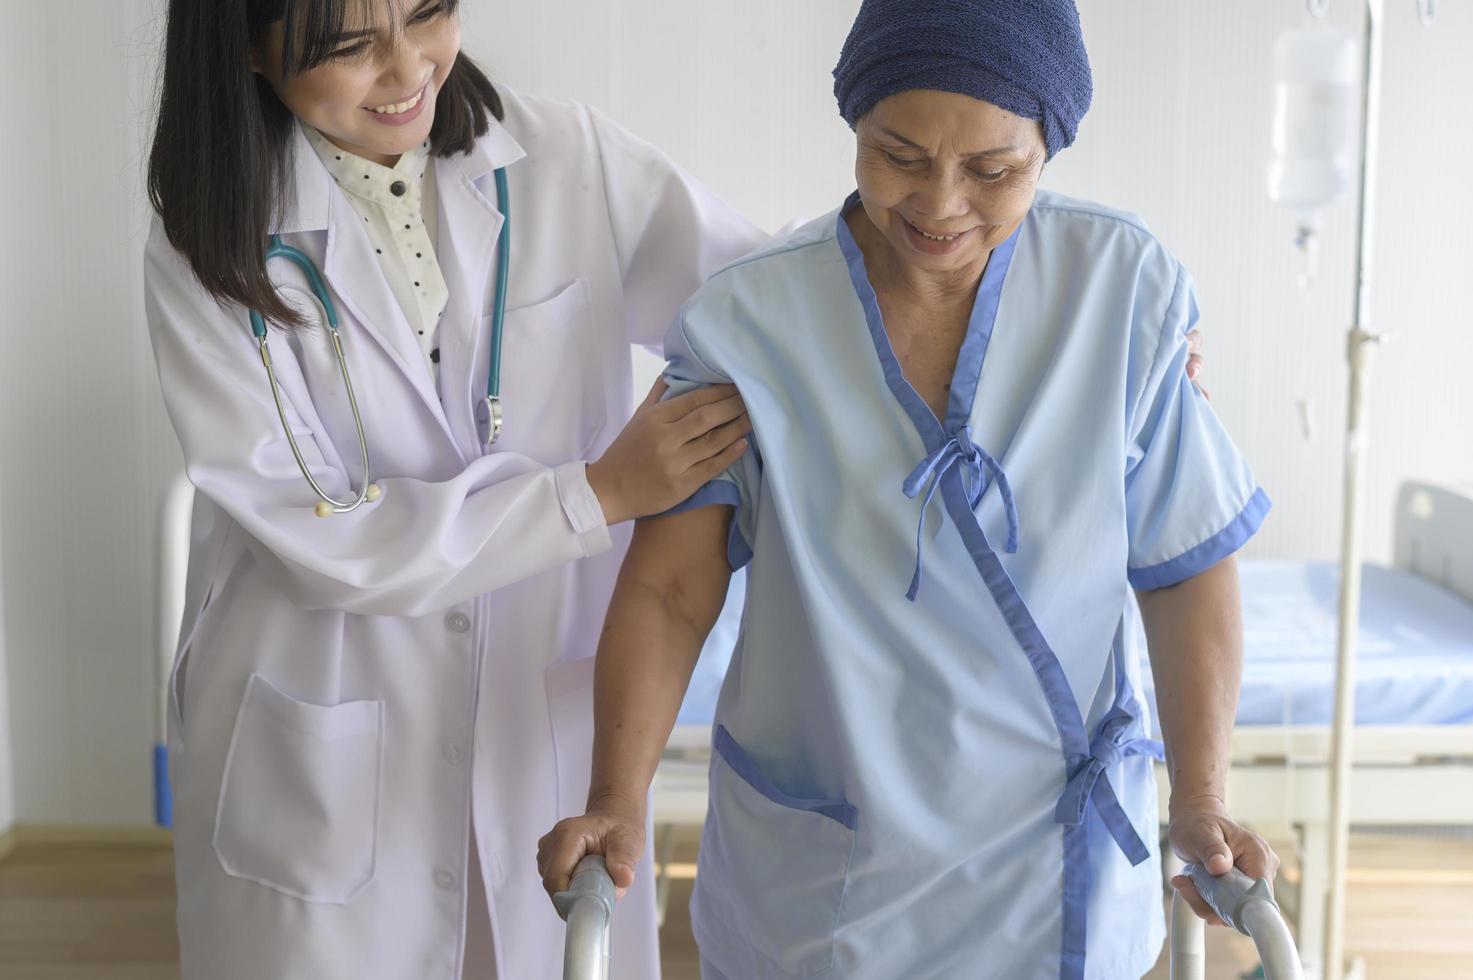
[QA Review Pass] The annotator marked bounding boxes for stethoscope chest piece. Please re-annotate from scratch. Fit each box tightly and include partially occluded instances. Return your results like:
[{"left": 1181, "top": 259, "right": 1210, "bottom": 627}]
[{"left": 476, "top": 395, "right": 504, "bottom": 449}]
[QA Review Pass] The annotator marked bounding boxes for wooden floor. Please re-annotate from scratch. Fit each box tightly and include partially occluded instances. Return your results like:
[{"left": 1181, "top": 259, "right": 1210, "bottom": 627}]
[{"left": 2, "top": 832, "right": 1470, "bottom": 978}]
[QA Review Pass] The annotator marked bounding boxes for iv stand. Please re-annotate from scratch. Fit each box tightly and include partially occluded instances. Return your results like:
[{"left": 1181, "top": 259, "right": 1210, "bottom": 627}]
[{"left": 1321, "top": 0, "right": 1385, "bottom": 977}]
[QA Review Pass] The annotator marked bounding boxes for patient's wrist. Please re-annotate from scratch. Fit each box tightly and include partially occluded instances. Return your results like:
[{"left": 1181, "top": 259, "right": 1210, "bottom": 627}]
[
  {"left": 1168, "top": 790, "right": 1227, "bottom": 818},
  {"left": 585, "top": 785, "right": 647, "bottom": 821}
]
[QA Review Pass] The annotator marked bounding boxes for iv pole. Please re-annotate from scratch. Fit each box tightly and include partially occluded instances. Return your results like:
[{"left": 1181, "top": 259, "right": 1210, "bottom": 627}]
[
  {"left": 1318, "top": 0, "right": 1381, "bottom": 975},
  {"left": 1316, "top": 0, "right": 1432, "bottom": 975}
]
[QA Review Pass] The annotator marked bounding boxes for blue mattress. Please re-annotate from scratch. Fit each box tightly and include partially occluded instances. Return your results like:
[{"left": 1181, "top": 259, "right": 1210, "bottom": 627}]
[
  {"left": 1150, "top": 561, "right": 1473, "bottom": 727},
  {"left": 677, "top": 562, "right": 1473, "bottom": 729}
]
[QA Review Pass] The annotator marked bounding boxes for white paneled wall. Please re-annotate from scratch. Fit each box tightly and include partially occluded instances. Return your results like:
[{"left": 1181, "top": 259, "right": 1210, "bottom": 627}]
[
  {"left": 0, "top": 0, "right": 1467, "bottom": 826},
  {"left": 1051, "top": 0, "right": 1473, "bottom": 562},
  {"left": 0, "top": 0, "right": 177, "bottom": 825},
  {"left": 0, "top": 478, "right": 12, "bottom": 836}
]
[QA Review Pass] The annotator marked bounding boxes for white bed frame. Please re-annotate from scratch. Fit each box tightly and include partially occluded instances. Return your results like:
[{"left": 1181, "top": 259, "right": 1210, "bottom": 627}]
[
  {"left": 651, "top": 481, "right": 1473, "bottom": 956},
  {"left": 1191, "top": 480, "right": 1473, "bottom": 969}
]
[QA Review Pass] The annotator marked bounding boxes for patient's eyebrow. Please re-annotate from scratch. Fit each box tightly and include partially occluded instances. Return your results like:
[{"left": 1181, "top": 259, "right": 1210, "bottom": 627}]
[{"left": 878, "top": 128, "right": 1021, "bottom": 158}]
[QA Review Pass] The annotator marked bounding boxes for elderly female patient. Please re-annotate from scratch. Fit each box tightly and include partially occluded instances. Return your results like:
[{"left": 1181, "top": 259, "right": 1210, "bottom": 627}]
[{"left": 540, "top": 1, "right": 1277, "bottom": 977}]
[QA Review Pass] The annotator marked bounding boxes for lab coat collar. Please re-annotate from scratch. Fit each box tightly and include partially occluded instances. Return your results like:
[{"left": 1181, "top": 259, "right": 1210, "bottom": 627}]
[
  {"left": 275, "top": 123, "right": 333, "bottom": 235},
  {"left": 273, "top": 119, "right": 524, "bottom": 234},
  {"left": 454, "top": 114, "right": 528, "bottom": 182}
]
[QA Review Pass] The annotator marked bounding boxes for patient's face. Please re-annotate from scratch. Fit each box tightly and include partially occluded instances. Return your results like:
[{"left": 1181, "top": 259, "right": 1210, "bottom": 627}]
[{"left": 854, "top": 90, "right": 1045, "bottom": 277}]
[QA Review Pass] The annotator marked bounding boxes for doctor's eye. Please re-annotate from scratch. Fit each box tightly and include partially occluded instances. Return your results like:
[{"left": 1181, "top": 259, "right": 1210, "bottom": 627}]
[
  {"left": 326, "top": 40, "right": 372, "bottom": 61},
  {"left": 971, "top": 168, "right": 1010, "bottom": 183},
  {"left": 410, "top": 0, "right": 451, "bottom": 24}
]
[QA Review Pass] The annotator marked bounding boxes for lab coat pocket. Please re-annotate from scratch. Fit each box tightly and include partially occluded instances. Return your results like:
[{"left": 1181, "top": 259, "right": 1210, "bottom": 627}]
[
  {"left": 703, "top": 725, "right": 857, "bottom": 977},
  {"left": 545, "top": 655, "right": 597, "bottom": 819},
  {"left": 498, "top": 279, "right": 607, "bottom": 461},
  {"left": 213, "top": 674, "right": 384, "bottom": 904}
]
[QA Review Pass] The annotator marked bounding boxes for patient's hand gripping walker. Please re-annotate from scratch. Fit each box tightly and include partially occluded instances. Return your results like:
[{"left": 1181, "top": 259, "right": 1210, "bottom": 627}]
[
  {"left": 554, "top": 855, "right": 618, "bottom": 980},
  {"left": 1170, "top": 863, "right": 1305, "bottom": 980}
]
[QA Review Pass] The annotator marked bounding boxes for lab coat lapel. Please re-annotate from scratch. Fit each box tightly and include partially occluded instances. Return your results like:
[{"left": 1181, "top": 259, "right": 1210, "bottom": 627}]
[
  {"left": 436, "top": 122, "right": 526, "bottom": 454},
  {"left": 320, "top": 190, "right": 462, "bottom": 455}
]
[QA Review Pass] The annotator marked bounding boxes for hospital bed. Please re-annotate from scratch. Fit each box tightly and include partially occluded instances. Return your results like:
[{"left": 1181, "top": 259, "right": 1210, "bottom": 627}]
[{"left": 652, "top": 480, "right": 1473, "bottom": 967}]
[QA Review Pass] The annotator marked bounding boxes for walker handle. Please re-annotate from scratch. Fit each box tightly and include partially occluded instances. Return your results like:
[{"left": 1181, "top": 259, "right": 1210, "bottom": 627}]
[
  {"left": 1184, "top": 862, "right": 1275, "bottom": 936},
  {"left": 1170, "top": 863, "right": 1305, "bottom": 980},
  {"left": 554, "top": 855, "right": 617, "bottom": 980}
]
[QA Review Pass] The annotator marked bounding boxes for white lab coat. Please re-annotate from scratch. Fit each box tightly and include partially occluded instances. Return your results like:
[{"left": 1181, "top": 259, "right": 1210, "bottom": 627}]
[{"left": 144, "top": 86, "right": 763, "bottom": 980}]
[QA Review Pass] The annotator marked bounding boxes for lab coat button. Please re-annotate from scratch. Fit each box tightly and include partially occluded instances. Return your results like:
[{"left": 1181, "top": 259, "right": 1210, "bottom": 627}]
[
  {"left": 434, "top": 869, "right": 457, "bottom": 890},
  {"left": 443, "top": 741, "right": 464, "bottom": 764},
  {"left": 445, "top": 612, "right": 471, "bottom": 634},
  {"left": 390, "top": 180, "right": 407, "bottom": 197}
]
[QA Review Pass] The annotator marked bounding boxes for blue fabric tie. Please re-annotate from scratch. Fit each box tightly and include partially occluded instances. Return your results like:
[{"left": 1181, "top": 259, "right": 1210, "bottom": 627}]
[
  {"left": 902, "top": 425, "right": 1019, "bottom": 601},
  {"left": 1054, "top": 703, "right": 1165, "bottom": 867}
]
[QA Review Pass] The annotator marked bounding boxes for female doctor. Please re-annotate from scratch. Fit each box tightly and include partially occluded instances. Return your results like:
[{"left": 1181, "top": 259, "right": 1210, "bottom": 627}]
[{"left": 142, "top": 0, "right": 768, "bottom": 977}]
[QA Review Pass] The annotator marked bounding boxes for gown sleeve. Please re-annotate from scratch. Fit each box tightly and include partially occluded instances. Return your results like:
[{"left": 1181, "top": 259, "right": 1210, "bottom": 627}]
[
  {"left": 656, "top": 310, "right": 761, "bottom": 571},
  {"left": 585, "top": 105, "right": 768, "bottom": 351},
  {"left": 144, "top": 221, "right": 611, "bottom": 618},
  {"left": 1124, "top": 262, "right": 1272, "bottom": 591}
]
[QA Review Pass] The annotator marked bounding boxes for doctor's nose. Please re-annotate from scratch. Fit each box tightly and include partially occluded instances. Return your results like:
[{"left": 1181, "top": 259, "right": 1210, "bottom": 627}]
[{"left": 379, "top": 47, "right": 429, "bottom": 97}]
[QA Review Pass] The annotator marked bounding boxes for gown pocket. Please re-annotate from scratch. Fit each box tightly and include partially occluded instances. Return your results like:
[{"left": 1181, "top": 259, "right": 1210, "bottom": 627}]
[
  {"left": 496, "top": 278, "right": 607, "bottom": 461},
  {"left": 702, "top": 725, "right": 858, "bottom": 977},
  {"left": 213, "top": 674, "right": 384, "bottom": 904}
]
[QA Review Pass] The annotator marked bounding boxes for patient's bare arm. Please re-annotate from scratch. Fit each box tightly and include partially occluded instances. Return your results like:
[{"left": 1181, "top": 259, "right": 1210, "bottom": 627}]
[{"left": 537, "top": 504, "right": 734, "bottom": 897}]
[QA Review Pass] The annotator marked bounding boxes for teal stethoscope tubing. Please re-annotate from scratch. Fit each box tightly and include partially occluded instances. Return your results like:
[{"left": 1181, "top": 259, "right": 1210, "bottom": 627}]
[{"left": 247, "top": 167, "right": 510, "bottom": 516}]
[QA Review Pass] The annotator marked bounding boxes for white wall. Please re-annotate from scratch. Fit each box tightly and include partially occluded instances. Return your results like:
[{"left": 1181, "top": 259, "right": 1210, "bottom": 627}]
[
  {"left": 1051, "top": 0, "right": 1473, "bottom": 562},
  {"left": 0, "top": 0, "right": 1467, "bottom": 826},
  {"left": 0, "top": 0, "right": 175, "bottom": 826},
  {"left": 0, "top": 479, "right": 13, "bottom": 837}
]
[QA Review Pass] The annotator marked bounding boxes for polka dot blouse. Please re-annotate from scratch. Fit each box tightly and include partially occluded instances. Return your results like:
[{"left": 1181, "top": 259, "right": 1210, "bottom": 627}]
[{"left": 305, "top": 127, "right": 449, "bottom": 383}]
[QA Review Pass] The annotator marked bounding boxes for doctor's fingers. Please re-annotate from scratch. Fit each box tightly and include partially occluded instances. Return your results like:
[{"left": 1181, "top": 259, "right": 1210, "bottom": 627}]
[
  {"left": 639, "top": 377, "right": 671, "bottom": 411},
  {"left": 680, "top": 414, "right": 753, "bottom": 466},
  {"left": 655, "top": 384, "right": 741, "bottom": 424},
  {"left": 673, "top": 393, "right": 748, "bottom": 444}
]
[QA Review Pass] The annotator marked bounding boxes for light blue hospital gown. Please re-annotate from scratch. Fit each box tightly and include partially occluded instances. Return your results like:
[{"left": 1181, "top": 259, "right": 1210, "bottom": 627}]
[{"left": 664, "top": 191, "right": 1271, "bottom": 980}]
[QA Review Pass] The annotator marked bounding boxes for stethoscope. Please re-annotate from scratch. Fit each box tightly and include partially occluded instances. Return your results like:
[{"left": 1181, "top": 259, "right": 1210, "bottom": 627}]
[{"left": 248, "top": 168, "right": 511, "bottom": 517}]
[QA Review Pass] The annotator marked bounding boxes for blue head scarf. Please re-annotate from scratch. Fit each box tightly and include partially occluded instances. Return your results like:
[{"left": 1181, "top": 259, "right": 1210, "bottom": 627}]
[{"left": 832, "top": 0, "right": 1093, "bottom": 159}]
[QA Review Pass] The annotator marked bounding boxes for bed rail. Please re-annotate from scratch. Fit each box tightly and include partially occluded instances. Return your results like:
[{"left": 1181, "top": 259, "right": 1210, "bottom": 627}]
[
  {"left": 1396, "top": 480, "right": 1473, "bottom": 602},
  {"left": 1170, "top": 863, "right": 1304, "bottom": 980}
]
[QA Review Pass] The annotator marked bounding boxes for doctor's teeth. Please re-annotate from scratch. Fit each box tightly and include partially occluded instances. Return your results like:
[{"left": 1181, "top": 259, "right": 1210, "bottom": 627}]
[
  {"left": 917, "top": 228, "right": 959, "bottom": 242},
  {"left": 370, "top": 90, "right": 423, "bottom": 114}
]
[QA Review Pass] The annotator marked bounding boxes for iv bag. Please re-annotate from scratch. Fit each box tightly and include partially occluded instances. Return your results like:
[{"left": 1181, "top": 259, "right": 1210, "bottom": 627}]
[{"left": 1267, "top": 26, "right": 1359, "bottom": 211}]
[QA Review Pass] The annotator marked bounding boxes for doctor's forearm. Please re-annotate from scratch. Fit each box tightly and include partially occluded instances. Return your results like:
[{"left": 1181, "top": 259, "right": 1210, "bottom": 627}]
[
  {"left": 1137, "top": 557, "right": 1243, "bottom": 812},
  {"left": 586, "top": 508, "right": 734, "bottom": 812}
]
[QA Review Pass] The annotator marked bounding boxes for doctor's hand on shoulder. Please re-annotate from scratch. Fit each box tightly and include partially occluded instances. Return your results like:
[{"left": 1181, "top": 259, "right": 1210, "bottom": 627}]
[
  {"left": 586, "top": 378, "right": 751, "bottom": 526},
  {"left": 1168, "top": 794, "right": 1281, "bottom": 925},
  {"left": 538, "top": 793, "right": 646, "bottom": 900}
]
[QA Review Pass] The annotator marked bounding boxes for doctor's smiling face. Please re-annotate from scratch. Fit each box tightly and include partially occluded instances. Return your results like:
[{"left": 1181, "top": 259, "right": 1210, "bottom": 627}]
[
  {"left": 853, "top": 89, "right": 1046, "bottom": 279},
  {"left": 254, "top": 0, "right": 462, "bottom": 167}
]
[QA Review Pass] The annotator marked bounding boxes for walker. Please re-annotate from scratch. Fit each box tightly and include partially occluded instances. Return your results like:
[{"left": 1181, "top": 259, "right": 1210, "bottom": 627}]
[
  {"left": 557, "top": 857, "right": 1306, "bottom": 980},
  {"left": 1170, "top": 864, "right": 1305, "bottom": 980}
]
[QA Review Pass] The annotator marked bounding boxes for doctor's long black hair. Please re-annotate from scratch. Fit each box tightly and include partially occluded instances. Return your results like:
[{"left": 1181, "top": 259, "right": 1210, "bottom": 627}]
[{"left": 147, "top": 0, "right": 501, "bottom": 329}]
